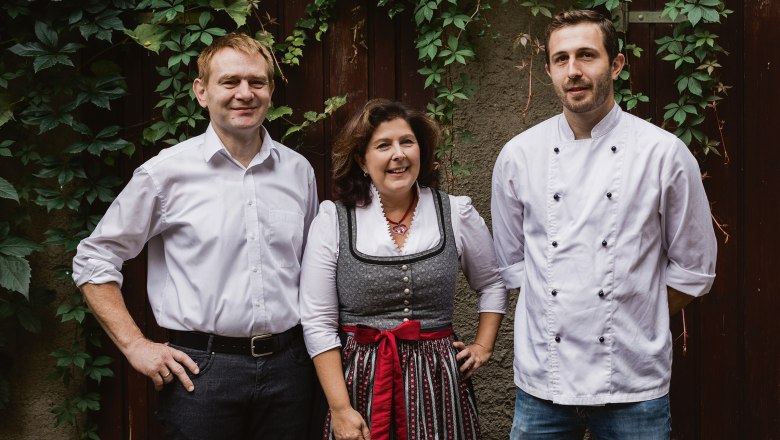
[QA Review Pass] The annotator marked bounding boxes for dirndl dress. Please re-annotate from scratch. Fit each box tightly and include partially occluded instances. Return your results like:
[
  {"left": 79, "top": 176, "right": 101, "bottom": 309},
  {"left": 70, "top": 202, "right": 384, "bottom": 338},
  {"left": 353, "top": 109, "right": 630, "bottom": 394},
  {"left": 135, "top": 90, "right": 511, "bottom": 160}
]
[{"left": 325, "top": 190, "right": 480, "bottom": 440}]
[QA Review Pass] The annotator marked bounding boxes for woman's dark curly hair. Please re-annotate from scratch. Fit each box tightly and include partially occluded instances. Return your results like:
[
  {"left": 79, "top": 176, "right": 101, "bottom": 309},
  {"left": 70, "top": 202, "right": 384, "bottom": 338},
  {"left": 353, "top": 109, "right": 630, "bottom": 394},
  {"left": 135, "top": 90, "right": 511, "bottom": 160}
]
[{"left": 332, "top": 99, "right": 440, "bottom": 207}]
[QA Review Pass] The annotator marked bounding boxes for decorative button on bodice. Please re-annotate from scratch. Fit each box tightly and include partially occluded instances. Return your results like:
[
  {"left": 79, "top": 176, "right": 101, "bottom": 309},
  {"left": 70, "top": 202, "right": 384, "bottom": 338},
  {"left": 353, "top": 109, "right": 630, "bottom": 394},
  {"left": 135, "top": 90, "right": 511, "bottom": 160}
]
[
  {"left": 401, "top": 265, "right": 408, "bottom": 271},
  {"left": 402, "top": 276, "right": 409, "bottom": 282}
]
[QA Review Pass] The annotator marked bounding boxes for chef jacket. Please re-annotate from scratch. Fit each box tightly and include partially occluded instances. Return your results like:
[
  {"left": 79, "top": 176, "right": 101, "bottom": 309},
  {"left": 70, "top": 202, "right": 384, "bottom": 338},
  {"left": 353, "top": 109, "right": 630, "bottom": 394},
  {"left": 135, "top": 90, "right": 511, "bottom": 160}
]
[{"left": 491, "top": 104, "right": 717, "bottom": 405}]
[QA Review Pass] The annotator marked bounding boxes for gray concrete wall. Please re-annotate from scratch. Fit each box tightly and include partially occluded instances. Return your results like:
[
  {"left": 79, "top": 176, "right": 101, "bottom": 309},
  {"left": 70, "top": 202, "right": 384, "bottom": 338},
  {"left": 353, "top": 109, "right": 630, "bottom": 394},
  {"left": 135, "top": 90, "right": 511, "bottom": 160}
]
[{"left": 450, "top": 3, "right": 564, "bottom": 438}]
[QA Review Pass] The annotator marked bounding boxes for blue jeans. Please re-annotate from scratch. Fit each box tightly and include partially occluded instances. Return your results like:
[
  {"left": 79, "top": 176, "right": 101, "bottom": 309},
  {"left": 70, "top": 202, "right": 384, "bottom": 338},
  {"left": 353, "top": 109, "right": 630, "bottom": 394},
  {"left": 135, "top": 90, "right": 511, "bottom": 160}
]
[
  {"left": 156, "top": 335, "right": 317, "bottom": 440},
  {"left": 510, "top": 388, "right": 671, "bottom": 440}
]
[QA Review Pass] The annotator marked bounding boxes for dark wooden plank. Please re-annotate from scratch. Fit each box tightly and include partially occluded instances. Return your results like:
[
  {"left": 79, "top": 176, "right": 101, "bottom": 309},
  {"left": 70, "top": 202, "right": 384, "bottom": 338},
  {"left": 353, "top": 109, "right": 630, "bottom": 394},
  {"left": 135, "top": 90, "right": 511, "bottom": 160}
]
[
  {"left": 742, "top": 1, "right": 780, "bottom": 438},
  {"left": 278, "top": 0, "right": 329, "bottom": 201},
  {"left": 694, "top": 4, "right": 743, "bottom": 439},
  {"left": 396, "top": 10, "right": 429, "bottom": 112},
  {"left": 367, "top": 2, "right": 397, "bottom": 100}
]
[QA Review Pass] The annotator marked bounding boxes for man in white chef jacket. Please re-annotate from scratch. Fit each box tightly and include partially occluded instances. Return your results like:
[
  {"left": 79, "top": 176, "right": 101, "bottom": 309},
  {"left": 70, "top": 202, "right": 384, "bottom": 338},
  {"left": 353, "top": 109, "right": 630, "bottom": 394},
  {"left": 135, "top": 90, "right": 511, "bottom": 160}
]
[{"left": 491, "top": 10, "right": 717, "bottom": 439}]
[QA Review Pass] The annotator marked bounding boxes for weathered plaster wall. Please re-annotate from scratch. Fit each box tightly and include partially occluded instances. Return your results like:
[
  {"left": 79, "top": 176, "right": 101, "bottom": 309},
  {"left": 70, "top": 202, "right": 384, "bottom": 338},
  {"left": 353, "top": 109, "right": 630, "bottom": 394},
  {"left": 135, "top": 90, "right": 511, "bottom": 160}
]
[
  {"left": 450, "top": 3, "right": 565, "bottom": 438},
  {"left": 0, "top": 214, "right": 80, "bottom": 439}
]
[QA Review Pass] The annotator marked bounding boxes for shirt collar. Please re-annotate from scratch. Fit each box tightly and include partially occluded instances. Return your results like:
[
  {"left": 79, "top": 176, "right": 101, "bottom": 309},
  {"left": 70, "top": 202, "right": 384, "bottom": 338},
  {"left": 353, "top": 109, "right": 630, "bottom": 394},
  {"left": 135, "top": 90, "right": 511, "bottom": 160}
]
[
  {"left": 558, "top": 102, "right": 623, "bottom": 141},
  {"left": 201, "top": 124, "right": 280, "bottom": 165}
]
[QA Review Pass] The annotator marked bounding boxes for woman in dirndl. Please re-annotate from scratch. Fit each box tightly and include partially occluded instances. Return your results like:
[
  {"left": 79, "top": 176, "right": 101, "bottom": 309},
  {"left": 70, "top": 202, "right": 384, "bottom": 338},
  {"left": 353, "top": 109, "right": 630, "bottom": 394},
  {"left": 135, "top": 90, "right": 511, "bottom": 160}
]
[{"left": 300, "top": 99, "right": 507, "bottom": 440}]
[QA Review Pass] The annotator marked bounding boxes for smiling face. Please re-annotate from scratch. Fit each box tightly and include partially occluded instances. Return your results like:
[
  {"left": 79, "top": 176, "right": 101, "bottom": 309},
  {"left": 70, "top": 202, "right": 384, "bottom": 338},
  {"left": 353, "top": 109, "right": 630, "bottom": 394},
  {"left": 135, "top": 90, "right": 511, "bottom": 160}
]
[
  {"left": 193, "top": 47, "right": 274, "bottom": 141},
  {"left": 360, "top": 118, "right": 421, "bottom": 202},
  {"left": 546, "top": 23, "right": 624, "bottom": 122}
]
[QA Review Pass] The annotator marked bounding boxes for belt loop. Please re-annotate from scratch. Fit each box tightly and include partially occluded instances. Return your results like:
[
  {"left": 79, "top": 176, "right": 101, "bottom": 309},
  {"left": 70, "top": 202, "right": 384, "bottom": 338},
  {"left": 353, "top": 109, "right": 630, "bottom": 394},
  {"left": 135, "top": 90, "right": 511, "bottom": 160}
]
[{"left": 206, "top": 334, "right": 215, "bottom": 353}]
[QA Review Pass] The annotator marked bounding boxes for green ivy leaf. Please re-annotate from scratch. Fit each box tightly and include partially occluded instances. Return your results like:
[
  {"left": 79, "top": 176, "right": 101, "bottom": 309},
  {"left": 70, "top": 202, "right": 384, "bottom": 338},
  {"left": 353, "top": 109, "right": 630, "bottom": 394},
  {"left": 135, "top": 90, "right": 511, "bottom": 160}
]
[
  {"left": 266, "top": 105, "right": 293, "bottom": 122},
  {"left": 0, "top": 236, "right": 43, "bottom": 257},
  {"left": 0, "top": 254, "right": 31, "bottom": 297},
  {"left": 209, "top": 0, "right": 252, "bottom": 27},
  {"left": 124, "top": 23, "right": 170, "bottom": 54},
  {"left": 0, "top": 177, "right": 19, "bottom": 203}
]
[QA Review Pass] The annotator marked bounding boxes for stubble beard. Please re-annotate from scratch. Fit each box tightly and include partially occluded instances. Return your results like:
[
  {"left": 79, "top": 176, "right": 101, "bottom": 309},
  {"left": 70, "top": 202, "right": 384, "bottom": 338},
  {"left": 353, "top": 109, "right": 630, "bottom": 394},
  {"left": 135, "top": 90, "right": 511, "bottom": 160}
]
[{"left": 557, "top": 69, "right": 614, "bottom": 115}]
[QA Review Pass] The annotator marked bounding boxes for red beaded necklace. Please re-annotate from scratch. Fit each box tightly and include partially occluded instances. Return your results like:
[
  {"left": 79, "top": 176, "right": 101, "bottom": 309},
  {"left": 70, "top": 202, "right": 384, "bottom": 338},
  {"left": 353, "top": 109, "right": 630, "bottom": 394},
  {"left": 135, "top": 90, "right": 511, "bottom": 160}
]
[{"left": 384, "top": 191, "right": 417, "bottom": 235}]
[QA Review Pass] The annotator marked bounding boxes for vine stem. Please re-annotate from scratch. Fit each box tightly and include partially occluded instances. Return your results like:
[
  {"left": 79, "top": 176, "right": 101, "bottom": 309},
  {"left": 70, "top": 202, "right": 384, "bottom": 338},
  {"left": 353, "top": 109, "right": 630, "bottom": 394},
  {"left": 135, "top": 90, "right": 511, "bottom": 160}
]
[
  {"left": 710, "top": 101, "right": 729, "bottom": 165},
  {"left": 711, "top": 211, "right": 730, "bottom": 243},
  {"left": 456, "top": 0, "right": 481, "bottom": 41},
  {"left": 253, "top": 9, "right": 288, "bottom": 84}
]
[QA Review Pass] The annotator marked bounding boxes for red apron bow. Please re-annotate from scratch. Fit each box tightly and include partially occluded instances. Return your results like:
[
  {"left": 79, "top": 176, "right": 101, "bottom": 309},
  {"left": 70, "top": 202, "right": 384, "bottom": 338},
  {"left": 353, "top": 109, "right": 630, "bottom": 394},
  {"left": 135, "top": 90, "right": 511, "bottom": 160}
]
[{"left": 341, "top": 321, "right": 453, "bottom": 440}]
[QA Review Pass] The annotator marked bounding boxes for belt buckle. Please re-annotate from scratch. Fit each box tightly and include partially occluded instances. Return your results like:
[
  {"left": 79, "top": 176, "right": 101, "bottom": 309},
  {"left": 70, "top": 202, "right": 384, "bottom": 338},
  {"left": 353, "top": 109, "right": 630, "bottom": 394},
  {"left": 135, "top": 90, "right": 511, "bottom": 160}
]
[{"left": 251, "top": 333, "right": 274, "bottom": 357}]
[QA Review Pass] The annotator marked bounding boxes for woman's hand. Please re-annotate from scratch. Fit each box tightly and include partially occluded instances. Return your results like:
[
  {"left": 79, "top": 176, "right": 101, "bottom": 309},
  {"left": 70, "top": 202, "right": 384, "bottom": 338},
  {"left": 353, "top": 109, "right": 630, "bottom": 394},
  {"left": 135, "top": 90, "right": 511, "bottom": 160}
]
[
  {"left": 331, "top": 406, "right": 371, "bottom": 440},
  {"left": 453, "top": 341, "right": 493, "bottom": 379}
]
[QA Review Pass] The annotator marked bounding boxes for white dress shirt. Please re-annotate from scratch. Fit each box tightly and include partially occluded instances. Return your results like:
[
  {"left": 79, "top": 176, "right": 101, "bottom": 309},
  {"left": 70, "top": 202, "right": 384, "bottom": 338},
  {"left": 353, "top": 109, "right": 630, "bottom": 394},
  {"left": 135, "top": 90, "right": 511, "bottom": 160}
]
[
  {"left": 300, "top": 185, "right": 507, "bottom": 357},
  {"left": 73, "top": 124, "right": 318, "bottom": 337},
  {"left": 491, "top": 104, "right": 717, "bottom": 405}
]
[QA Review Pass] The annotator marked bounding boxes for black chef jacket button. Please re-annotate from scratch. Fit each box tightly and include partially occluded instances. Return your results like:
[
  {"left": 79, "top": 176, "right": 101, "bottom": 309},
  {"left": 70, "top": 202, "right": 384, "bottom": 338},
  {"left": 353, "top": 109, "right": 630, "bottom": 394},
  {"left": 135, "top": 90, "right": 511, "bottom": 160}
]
[
  {"left": 555, "top": 336, "right": 561, "bottom": 343},
  {"left": 602, "top": 240, "right": 608, "bottom": 247},
  {"left": 599, "top": 336, "right": 605, "bottom": 343}
]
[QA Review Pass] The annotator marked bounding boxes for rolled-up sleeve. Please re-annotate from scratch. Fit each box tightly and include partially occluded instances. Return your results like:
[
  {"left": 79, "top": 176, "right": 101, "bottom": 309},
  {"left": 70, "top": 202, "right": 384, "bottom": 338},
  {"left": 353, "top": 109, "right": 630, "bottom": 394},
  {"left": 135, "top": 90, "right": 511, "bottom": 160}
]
[
  {"left": 660, "top": 141, "right": 717, "bottom": 296},
  {"left": 299, "top": 201, "right": 342, "bottom": 357},
  {"left": 452, "top": 195, "right": 508, "bottom": 314},
  {"left": 491, "top": 147, "right": 527, "bottom": 289},
  {"left": 72, "top": 167, "right": 164, "bottom": 288}
]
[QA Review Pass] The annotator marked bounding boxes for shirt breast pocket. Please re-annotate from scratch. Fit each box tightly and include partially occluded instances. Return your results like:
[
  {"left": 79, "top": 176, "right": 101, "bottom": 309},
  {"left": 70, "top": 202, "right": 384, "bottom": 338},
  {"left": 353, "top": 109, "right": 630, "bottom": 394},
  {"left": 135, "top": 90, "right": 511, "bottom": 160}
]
[{"left": 268, "top": 209, "right": 305, "bottom": 268}]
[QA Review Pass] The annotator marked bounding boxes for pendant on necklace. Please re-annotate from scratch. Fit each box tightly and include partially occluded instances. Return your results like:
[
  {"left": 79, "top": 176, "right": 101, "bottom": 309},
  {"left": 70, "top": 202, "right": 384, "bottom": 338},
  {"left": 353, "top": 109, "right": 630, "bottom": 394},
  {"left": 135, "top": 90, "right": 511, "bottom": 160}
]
[{"left": 391, "top": 223, "right": 408, "bottom": 235}]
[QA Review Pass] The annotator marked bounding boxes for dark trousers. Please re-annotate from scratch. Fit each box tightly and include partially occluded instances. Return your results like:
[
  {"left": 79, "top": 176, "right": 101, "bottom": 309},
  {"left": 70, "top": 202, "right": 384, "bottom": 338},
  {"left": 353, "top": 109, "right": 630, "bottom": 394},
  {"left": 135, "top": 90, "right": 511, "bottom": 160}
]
[{"left": 157, "top": 335, "right": 317, "bottom": 440}]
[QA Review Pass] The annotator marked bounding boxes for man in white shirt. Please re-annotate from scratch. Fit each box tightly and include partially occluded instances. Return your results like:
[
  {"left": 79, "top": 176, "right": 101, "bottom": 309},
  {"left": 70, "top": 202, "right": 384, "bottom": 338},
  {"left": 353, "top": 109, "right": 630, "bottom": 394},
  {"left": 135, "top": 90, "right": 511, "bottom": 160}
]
[
  {"left": 491, "top": 10, "right": 717, "bottom": 439},
  {"left": 72, "top": 33, "right": 318, "bottom": 439}
]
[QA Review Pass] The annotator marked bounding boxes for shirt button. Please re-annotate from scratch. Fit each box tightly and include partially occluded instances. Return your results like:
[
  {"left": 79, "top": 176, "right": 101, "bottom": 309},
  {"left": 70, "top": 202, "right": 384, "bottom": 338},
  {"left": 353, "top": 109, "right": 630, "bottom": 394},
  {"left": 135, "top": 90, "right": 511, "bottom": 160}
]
[
  {"left": 401, "top": 265, "right": 408, "bottom": 271},
  {"left": 553, "top": 193, "right": 560, "bottom": 201},
  {"left": 251, "top": 266, "right": 258, "bottom": 273},
  {"left": 248, "top": 234, "right": 255, "bottom": 240},
  {"left": 551, "top": 289, "right": 558, "bottom": 296},
  {"left": 247, "top": 200, "right": 254, "bottom": 206},
  {"left": 402, "top": 276, "right": 409, "bottom": 282},
  {"left": 552, "top": 241, "right": 558, "bottom": 248},
  {"left": 611, "top": 146, "right": 617, "bottom": 153},
  {"left": 554, "top": 147, "right": 560, "bottom": 154},
  {"left": 555, "top": 336, "right": 561, "bottom": 343},
  {"left": 606, "top": 192, "right": 612, "bottom": 199},
  {"left": 599, "top": 336, "right": 605, "bottom": 343},
  {"left": 602, "top": 240, "right": 608, "bottom": 247},
  {"left": 598, "top": 290, "right": 605, "bottom": 297}
]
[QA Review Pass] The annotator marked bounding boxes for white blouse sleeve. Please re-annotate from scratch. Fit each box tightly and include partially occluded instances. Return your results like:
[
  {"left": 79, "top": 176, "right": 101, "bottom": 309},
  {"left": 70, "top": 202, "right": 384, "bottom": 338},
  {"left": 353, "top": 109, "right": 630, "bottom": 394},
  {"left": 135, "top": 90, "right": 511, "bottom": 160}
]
[
  {"left": 299, "top": 201, "right": 342, "bottom": 357},
  {"left": 450, "top": 195, "right": 508, "bottom": 314}
]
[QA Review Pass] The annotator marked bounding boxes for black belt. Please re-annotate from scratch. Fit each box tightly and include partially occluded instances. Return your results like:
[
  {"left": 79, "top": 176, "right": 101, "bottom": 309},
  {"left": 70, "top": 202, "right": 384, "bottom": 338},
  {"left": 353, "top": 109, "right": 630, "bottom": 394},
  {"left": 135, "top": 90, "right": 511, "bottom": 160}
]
[{"left": 169, "top": 324, "right": 302, "bottom": 357}]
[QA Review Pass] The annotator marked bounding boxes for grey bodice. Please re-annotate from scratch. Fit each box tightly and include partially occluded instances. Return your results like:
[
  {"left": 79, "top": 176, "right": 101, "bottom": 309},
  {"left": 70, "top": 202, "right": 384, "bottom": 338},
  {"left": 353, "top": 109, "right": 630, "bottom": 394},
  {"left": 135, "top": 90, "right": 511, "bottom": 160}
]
[{"left": 335, "top": 190, "right": 459, "bottom": 330}]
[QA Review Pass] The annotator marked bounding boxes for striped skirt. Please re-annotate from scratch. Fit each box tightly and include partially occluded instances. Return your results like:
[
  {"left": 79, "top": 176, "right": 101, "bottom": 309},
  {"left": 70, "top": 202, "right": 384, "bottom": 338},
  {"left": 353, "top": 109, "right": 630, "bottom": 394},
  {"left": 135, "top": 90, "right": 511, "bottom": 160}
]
[{"left": 323, "top": 333, "right": 481, "bottom": 439}]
